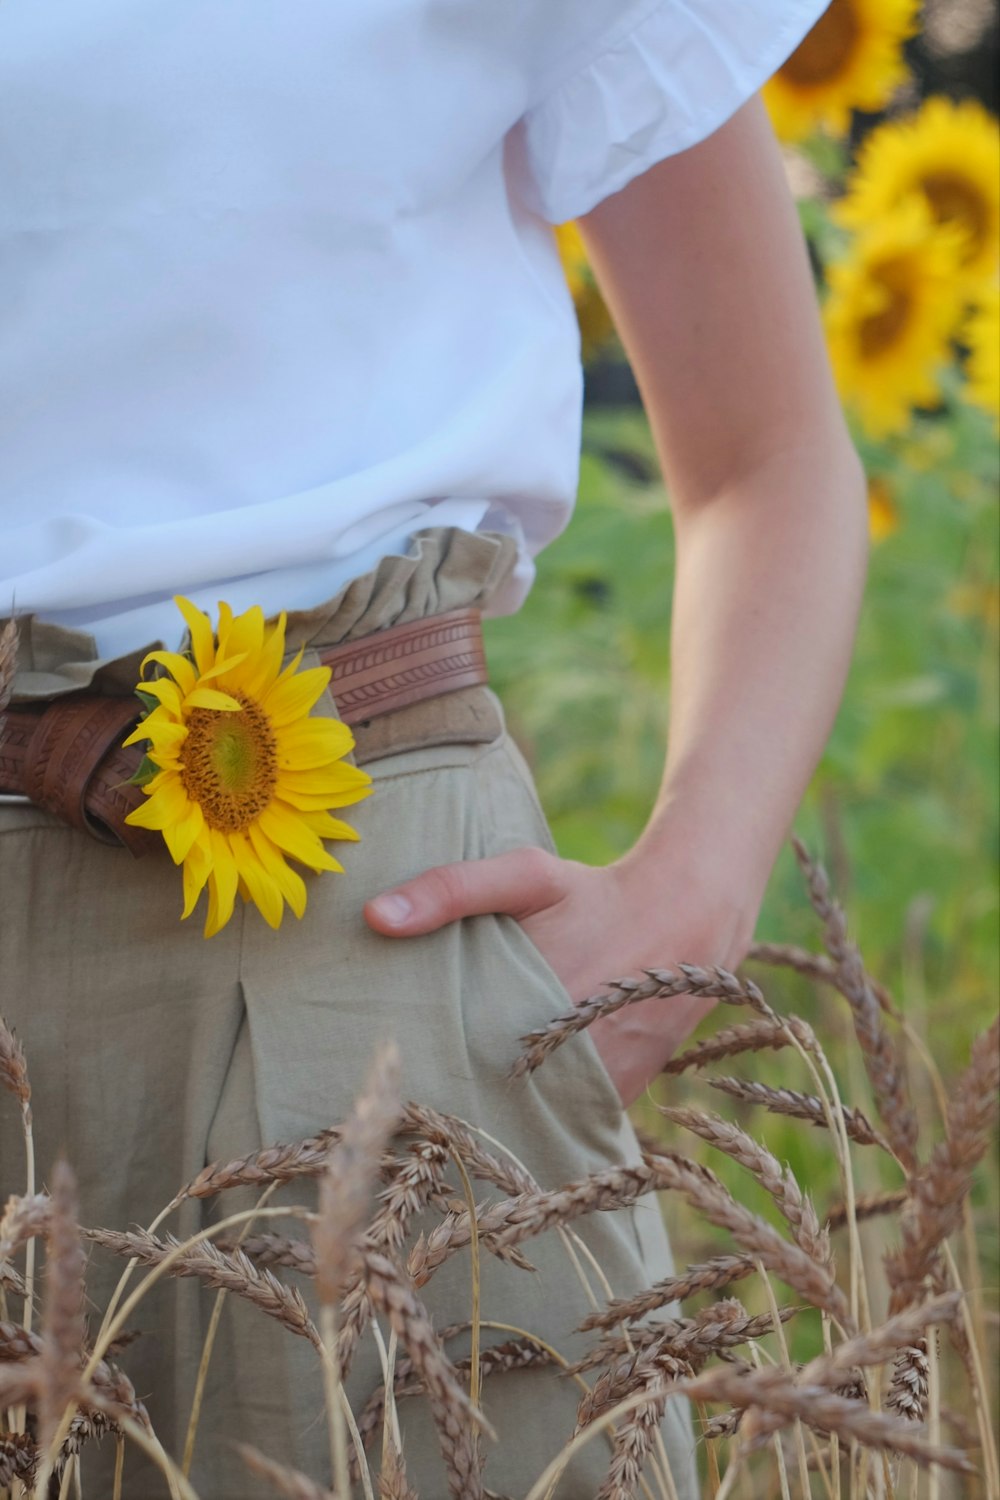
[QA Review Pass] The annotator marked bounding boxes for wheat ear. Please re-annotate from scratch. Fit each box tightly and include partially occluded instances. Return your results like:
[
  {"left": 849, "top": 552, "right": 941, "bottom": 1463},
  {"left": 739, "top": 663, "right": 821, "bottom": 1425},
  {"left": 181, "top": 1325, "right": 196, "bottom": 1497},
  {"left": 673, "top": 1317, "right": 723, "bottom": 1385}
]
[
  {"left": 792, "top": 835, "right": 919, "bottom": 1171},
  {"left": 510, "top": 965, "right": 770, "bottom": 1077}
]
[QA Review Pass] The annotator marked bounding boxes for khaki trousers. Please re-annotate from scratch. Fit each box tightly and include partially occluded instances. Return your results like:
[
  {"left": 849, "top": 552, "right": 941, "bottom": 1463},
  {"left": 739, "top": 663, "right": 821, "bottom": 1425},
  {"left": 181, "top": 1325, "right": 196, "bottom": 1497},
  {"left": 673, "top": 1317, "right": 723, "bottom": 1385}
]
[{"left": 0, "top": 530, "right": 697, "bottom": 1498}]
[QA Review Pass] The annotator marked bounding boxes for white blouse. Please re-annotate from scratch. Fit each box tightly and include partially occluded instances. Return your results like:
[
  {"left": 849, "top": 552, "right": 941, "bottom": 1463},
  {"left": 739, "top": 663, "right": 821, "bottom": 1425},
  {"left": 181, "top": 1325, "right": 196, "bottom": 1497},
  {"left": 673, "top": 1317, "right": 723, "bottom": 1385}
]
[{"left": 1, "top": 0, "right": 826, "bottom": 659}]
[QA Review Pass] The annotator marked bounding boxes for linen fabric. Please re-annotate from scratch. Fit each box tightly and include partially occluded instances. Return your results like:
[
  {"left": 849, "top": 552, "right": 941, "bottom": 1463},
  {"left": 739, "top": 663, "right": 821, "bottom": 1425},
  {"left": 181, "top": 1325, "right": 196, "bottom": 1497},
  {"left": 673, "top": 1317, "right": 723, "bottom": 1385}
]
[
  {"left": 1, "top": 0, "right": 828, "bottom": 661},
  {"left": 0, "top": 532, "right": 698, "bottom": 1498}
]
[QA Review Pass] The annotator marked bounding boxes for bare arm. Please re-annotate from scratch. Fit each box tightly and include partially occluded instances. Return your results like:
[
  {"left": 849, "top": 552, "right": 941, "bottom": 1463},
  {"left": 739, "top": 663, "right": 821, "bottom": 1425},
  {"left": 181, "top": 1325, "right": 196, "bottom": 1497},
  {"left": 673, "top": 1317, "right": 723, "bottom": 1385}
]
[
  {"left": 366, "top": 96, "right": 868, "bottom": 1105},
  {"left": 578, "top": 93, "right": 868, "bottom": 921}
]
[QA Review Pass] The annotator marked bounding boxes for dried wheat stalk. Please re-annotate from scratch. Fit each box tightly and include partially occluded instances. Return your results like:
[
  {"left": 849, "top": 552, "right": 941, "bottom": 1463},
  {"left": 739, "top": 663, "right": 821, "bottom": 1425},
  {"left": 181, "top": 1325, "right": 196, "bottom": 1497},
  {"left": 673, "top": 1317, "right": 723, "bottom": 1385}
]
[
  {"left": 85, "top": 1226, "right": 320, "bottom": 1347},
  {"left": 369, "top": 1140, "right": 450, "bottom": 1252},
  {"left": 683, "top": 1362, "right": 972, "bottom": 1470},
  {"left": 739, "top": 1291, "right": 962, "bottom": 1448},
  {"left": 0, "top": 1017, "right": 31, "bottom": 1113},
  {"left": 220, "top": 1232, "right": 317, "bottom": 1275},
  {"left": 596, "top": 1362, "right": 671, "bottom": 1500},
  {"left": 579, "top": 1252, "right": 756, "bottom": 1332},
  {"left": 702, "top": 1406, "right": 742, "bottom": 1439},
  {"left": 886, "top": 1341, "right": 930, "bottom": 1422},
  {"left": 399, "top": 1103, "right": 537, "bottom": 1196},
  {"left": 748, "top": 941, "right": 900, "bottom": 1018},
  {"left": 573, "top": 1301, "right": 799, "bottom": 1376},
  {"left": 576, "top": 1343, "right": 693, "bottom": 1430},
  {"left": 353, "top": 1337, "right": 553, "bottom": 1476},
  {"left": 313, "top": 1041, "right": 402, "bottom": 1306},
  {"left": 886, "top": 1017, "right": 1000, "bottom": 1309},
  {"left": 0, "top": 1315, "right": 41, "bottom": 1359},
  {"left": 661, "top": 1016, "right": 817, "bottom": 1076},
  {"left": 654, "top": 1155, "right": 852, "bottom": 1330},
  {"left": 0, "top": 1191, "right": 50, "bottom": 1261},
  {"left": 0, "top": 1319, "right": 149, "bottom": 1439},
  {"left": 181, "top": 1127, "right": 344, "bottom": 1200},
  {"left": 706, "top": 1075, "right": 889, "bottom": 1150},
  {"left": 363, "top": 1249, "right": 489, "bottom": 1500},
  {"left": 659, "top": 1106, "right": 834, "bottom": 1285},
  {"left": 405, "top": 1162, "right": 675, "bottom": 1287},
  {"left": 378, "top": 1437, "right": 419, "bottom": 1500},
  {"left": 792, "top": 835, "right": 919, "bottom": 1171},
  {"left": 817, "top": 1291, "right": 961, "bottom": 1377},
  {"left": 826, "top": 1188, "right": 908, "bottom": 1233},
  {"left": 37, "top": 1159, "right": 87, "bottom": 1457},
  {"left": 0, "top": 1431, "right": 37, "bottom": 1489},
  {"left": 331, "top": 1139, "right": 452, "bottom": 1383},
  {"left": 235, "top": 1441, "right": 334, "bottom": 1499},
  {"left": 510, "top": 965, "right": 770, "bottom": 1078},
  {"left": 0, "top": 1262, "right": 26, "bottom": 1297}
]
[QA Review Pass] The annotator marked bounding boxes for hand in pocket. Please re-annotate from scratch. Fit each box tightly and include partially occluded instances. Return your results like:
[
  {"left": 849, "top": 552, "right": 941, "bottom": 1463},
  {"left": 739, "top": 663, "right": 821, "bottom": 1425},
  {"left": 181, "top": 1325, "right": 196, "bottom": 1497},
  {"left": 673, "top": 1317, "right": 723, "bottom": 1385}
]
[{"left": 364, "top": 844, "right": 759, "bottom": 1107}]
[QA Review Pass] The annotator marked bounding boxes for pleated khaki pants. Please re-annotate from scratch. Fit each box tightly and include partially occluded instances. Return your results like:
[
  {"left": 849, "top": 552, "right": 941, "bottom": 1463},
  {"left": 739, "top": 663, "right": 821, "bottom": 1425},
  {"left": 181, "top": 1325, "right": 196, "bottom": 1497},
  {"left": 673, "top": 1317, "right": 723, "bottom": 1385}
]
[{"left": 0, "top": 530, "right": 697, "bottom": 1499}]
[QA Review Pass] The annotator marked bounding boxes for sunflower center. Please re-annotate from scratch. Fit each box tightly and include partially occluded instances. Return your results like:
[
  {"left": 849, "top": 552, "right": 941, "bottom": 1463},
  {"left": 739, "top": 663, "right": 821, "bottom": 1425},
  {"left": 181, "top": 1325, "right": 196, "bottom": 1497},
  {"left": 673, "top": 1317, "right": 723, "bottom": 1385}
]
[
  {"left": 780, "top": 0, "right": 858, "bottom": 87},
  {"left": 180, "top": 693, "right": 278, "bottom": 832},
  {"left": 857, "top": 259, "right": 913, "bottom": 360},
  {"left": 920, "top": 171, "right": 988, "bottom": 260}
]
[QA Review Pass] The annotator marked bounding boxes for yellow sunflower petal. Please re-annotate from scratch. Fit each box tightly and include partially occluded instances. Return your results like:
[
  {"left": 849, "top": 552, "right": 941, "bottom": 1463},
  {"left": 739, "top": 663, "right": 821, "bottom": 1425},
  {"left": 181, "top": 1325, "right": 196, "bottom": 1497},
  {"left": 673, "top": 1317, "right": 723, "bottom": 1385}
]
[
  {"left": 272, "top": 786, "right": 370, "bottom": 813},
  {"left": 261, "top": 665, "right": 332, "bottom": 726},
  {"left": 198, "top": 651, "right": 248, "bottom": 683},
  {"left": 275, "top": 718, "right": 355, "bottom": 769},
  {"left": 248, "top": 824, "right": 308, "bottom": 919},
  {"left": 137, "top": 678, "right": 185, "bottom": 716},
  {"left": 184, "top": 687, "right": 244, "bottom": 713},
  {"left": 216, "top": 601, "right": 234, "bottom": 648},
  {"left": 218, "top": 605, "right": 265, "bottom": 669},
  {"left": 204, "top": 831, "right": 239, "bottom": 937},
  {"left": 276, "top": 770, "right": 374, "bottom": 814},
  {"left": 163, "top": 799, "right": 205, "bottom": 866},
  {"left": 123, "top": 718, "right": 188, "bottom": 755},
  {"left": 229, "top": 831, "right": 285, "bottom": 929},
  {"left": 139, "top": 650, "right": 198, "bottom": 697},
  {"left": 124, "top": 774, "right": 191, "bottom": 831},
  {"left": 181, "top": 833, "right": 213, "bottom": 919},
  {"left": 297, "top": 810, "right": 362, "bottom": 842},
  {"left": 175, "top": 596, "right": 216, "bottom": 676},
  {"left": 241, "top": 613, "right": 288, "bottom": 700},
  {"left": 267, "top": 643, "right": 306, "bottom": 693},
  {"left": 257, "top": 803, "right": 344, "bottom": 873}
]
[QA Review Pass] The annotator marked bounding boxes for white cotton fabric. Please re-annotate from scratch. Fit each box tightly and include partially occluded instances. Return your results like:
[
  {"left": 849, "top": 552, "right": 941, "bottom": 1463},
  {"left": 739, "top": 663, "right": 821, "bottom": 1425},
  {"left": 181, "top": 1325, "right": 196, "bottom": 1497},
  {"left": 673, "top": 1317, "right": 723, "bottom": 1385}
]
[{"left": 0, "top": 0, "right": 827, "bottom": 659}]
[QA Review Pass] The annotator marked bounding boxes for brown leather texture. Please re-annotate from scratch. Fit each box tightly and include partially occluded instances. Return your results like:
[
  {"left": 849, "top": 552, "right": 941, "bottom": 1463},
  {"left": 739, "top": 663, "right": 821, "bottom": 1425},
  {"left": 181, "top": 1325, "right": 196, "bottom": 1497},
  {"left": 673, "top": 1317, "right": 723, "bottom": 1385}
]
[
  {"left": 330, "top": 607, "right": 487, "bottom": 725},
  {"left": 0, "top": 608, "right": 490, "bottom": 855}
]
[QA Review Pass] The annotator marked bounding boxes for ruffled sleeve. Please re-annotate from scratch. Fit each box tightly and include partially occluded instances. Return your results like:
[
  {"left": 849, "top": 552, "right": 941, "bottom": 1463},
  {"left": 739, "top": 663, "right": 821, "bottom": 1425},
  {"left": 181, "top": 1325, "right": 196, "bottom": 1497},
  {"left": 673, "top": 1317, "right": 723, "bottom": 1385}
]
[{"left": 512, "top": 0, "right": 830, "bottom": 225}]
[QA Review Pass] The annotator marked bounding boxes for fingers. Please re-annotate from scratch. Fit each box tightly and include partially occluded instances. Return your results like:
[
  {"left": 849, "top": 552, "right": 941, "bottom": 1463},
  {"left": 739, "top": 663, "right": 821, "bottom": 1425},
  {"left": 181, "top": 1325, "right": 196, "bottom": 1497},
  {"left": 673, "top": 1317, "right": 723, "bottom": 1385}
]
[{"left": 363, "top": 846, "right": 565, "bottom": 937}]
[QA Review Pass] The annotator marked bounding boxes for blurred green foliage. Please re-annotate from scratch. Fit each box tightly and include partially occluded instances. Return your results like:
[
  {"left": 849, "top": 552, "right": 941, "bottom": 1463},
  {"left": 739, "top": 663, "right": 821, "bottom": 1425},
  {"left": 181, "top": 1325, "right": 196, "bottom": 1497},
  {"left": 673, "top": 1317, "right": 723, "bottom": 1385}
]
[
  {"left": 484, "top": 392, "right": 998, "bottom": 1341},
  {"left": 484, "top": 388, "right": 997, "bottom": 1139}
]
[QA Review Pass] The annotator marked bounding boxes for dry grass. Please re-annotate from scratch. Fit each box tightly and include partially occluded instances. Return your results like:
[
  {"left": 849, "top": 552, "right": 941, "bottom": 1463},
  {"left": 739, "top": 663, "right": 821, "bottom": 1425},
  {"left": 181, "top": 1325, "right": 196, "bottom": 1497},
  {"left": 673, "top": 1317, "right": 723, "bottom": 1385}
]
[{"left": 0, "top": 837, "right": 995, "bottom": 1498}]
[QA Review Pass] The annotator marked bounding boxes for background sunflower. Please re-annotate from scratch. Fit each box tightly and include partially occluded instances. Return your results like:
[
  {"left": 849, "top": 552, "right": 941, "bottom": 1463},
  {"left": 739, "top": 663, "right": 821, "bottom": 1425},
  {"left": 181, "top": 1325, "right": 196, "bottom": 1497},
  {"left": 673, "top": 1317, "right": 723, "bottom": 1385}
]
[
  {"left": 762, "top": 0, "right": 920, "bottom": 143},
  {"left": 835, "top": 95, "right": 1000, "bottom": 287},
  {"left": 823, "top": 194, "right": 968, "bottom": 436}
]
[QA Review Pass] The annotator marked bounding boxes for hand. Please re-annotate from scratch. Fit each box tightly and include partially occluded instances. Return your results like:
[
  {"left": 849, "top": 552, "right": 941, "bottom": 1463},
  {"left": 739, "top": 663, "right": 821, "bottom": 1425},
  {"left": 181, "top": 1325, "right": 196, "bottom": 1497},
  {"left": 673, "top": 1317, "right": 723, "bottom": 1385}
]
[{"left": 363, "top": 845, "right": 761, "bottom": 1108}]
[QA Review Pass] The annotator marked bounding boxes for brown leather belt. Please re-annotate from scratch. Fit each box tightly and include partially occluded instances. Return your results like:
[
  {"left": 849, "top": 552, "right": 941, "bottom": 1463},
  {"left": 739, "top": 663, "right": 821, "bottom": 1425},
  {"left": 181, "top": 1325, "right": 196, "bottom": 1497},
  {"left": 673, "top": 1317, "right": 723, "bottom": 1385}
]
[{"left": 0, "top": 606, "right": 486, "bottom": 857}]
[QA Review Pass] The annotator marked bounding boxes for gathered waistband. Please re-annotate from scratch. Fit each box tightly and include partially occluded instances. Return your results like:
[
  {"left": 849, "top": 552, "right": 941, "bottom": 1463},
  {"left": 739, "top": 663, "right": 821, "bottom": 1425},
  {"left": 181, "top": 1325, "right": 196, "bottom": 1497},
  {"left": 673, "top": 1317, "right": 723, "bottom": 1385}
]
[{"left": 3, "top": 526, "right": 519, "bottom": 705}]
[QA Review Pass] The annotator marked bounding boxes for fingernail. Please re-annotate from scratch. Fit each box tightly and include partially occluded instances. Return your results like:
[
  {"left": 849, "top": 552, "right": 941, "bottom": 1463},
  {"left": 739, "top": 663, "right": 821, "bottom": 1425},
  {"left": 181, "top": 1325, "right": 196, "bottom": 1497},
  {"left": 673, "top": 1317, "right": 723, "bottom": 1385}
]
[{"left": 370, "top": 892, "right": 413, "bottom": 926}]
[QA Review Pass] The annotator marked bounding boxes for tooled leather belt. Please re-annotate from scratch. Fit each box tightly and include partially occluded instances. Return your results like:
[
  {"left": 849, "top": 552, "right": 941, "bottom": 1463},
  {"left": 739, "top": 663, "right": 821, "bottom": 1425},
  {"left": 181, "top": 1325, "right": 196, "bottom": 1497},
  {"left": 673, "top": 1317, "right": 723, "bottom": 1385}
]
[{"left": 0, "top": 607, "right": 487, "bottom": 857}]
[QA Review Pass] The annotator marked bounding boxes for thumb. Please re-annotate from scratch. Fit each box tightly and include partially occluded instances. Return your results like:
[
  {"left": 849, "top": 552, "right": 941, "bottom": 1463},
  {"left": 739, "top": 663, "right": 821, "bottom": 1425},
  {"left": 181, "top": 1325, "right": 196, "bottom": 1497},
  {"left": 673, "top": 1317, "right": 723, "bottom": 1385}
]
[{"left": 364, "top": 847, "right": 564, "bottom": 937}]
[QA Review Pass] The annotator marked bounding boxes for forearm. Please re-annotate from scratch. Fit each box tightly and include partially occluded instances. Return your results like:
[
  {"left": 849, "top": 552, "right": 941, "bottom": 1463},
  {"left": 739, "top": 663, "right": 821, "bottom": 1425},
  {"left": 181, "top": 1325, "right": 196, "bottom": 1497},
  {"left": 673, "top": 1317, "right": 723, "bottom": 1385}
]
[{"left": 624, "top": 431, "right": 869, "bottom": 920}]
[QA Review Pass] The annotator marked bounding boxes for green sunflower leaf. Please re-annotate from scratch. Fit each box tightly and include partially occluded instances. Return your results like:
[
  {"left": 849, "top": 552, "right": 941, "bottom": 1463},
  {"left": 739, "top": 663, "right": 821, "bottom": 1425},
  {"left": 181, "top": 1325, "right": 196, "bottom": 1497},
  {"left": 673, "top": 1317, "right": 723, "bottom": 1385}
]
[{"left": 126, "top": 753, "right": 159, "bottom": 789}]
